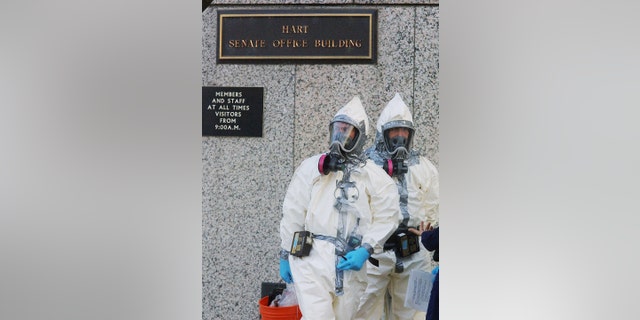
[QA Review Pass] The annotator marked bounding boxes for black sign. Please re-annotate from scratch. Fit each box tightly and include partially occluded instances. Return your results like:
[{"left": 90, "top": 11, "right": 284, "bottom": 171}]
[
  {"left": 216, "top": 9, "right": 377, "bottom": 64},
  {"left": 202, "top": 87, "right": 264, "bottom": 137}
]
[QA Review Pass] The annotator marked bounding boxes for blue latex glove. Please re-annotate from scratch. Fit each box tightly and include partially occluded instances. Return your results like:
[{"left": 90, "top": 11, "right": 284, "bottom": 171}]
[
  {"left": 279, "top": 259, "right": 293, "bottom": 283},
  {"left": 337, "top": 247, "right": 370, "bottom": 271}
]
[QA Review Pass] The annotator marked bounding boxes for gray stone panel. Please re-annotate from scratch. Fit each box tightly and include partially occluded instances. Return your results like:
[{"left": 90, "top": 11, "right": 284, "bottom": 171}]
[
  {"left": 203, "top": 7, "right": 296, "bottom": 320},
  {"left": 413, "top": 5, "right": 439, "bottom": 166}
]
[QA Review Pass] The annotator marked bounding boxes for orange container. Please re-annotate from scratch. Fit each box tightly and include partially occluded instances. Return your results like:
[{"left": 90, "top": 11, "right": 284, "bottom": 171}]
[{"left": 258, "top": 296, "right": 302, "bottom": 320}]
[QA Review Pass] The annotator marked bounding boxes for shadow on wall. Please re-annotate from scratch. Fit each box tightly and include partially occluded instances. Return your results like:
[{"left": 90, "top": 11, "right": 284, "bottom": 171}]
[{"left": 203, "top": 0, "right": 213, "bottom": 12}]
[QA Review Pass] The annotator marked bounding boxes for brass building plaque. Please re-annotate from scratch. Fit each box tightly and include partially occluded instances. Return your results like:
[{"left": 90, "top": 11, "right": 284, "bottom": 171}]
[{"left": 217, "top": 9, "right": 377, "bottom": 64}]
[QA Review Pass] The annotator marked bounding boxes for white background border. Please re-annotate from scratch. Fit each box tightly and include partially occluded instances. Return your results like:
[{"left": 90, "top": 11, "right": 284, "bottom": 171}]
[{"left": 2, "top": 1, "right": 639, "bottom": 319}]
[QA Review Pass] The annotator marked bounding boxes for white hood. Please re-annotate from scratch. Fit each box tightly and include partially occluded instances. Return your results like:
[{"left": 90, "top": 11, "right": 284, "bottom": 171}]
[
  {"left": 333, "top": 95, "right": 370, "bottom": 138},
  {"left": 376, "top": 93, "right": 413, "bottom": 134}
]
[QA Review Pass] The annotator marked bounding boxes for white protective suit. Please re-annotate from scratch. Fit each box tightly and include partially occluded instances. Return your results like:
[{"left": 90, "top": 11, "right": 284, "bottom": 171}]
[
  {"left": 280, "top": 96, "right": 401, "bottom": 320},
  {"left": 355, "top": 93, "right": 440, "bottom": 320}
]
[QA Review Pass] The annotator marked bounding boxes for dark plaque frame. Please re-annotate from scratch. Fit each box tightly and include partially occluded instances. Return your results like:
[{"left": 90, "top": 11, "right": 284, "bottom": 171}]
[{"left": 216, "top": 9, "right": 377, "bottom": 64}]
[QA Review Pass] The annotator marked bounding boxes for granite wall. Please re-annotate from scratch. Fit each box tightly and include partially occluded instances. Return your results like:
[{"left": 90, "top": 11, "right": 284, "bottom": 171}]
[{"left": 202, "top": 2, "right": 438, "bottom": 319}]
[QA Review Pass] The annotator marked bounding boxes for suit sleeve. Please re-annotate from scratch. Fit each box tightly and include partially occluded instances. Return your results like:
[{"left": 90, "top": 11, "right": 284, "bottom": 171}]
[
  {"left": 420, "top": 227, "right": 439, "bottom": 251},
  {"left": 361, "top": 163, "right": 401, "bottom": 254},
  {"left": 279, "top": 157, "right": 316, "bottom": 251},
  {"left": 421, "top": 157, "right": 440, "bottom": 225}
]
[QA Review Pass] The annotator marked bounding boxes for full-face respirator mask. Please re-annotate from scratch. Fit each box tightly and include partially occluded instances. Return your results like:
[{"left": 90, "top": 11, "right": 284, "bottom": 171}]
[
  {"left": 381, "top": 122, "right": 414, "bottom": 177},
  {"left": 318, "top": 120, "right": 361, "bottom": 175}
]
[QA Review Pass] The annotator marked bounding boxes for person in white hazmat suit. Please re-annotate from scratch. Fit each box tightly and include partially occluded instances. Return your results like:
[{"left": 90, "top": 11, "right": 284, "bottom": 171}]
[
  {"left": 278, "top": 96, "right": 401, "bottom": 320},
  {"left": 355, "top": 93, "right": 439, "bottom": 320}
]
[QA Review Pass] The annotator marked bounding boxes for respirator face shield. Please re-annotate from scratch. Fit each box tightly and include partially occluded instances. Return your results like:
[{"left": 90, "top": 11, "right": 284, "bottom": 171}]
[
  {"left": 319, "top": 121, "right": 363, "bottom": 175},
  {"left": 383, "top": 125, "right": 414, "bottom": 159},
  {"left": 329, "top": 121, "right": 360, "bottom": 155}
]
